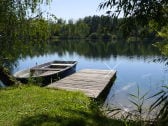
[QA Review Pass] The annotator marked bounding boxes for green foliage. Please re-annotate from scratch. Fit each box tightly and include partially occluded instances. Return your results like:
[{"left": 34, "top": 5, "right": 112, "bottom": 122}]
[
  {"left": 150, "top": 85, "right": 168, "bottom": 125},
  {"left": 101, "top": 33, "right": 112, "bottom": 40},
  {"left": 28, "top": 19, "right": 51, "bottom": 41},
  {"left": 158, "top": 25, "right": 168, "bottom": 40},
  {"left": 162, "top": 44, "right": 168, "bottom": 56},
  {"left": 0, "top": 0, "right": 52, "bottom": 67},
  {"left": 99, "top": 0, "right": 168, "bottom": 26},
  {"left": 126, "top": 37, "right": 141, "bottom": 43},
  {"left": 50, "top": 18, "right": 90, "bottom": 39},
  {"left": 152, "top": 24, "right": 168, "bottom": 57},
  {"left": 50, "top": 15, "right": 154, "bottom": 40},
  {"left": 89, "top": 33, "right": 99, "bottom": 39},
  {"left": 0, "top": 66, "right": 21, "bottom": 86},
  {"left": 0, "top": 85, "right": 124, "bottom": 126},
  {"left": 99, "top": 0, "right": 168, "bottom": 54},
  {"left": 76, "top": 22, "right": 90, "bottom": 38},
  {"left": 0, "top": 0, "right": 52, "bottom": 85}
]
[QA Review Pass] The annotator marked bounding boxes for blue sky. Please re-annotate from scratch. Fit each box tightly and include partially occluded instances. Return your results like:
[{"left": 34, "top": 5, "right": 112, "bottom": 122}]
[{"left": 43, "top": 0, "right": 107, "bottom": 21}]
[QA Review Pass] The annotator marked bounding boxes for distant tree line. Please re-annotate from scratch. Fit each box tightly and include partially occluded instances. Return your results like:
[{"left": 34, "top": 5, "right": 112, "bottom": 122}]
[{"left": 49, "top": 15, "right": 156, "bottom": 41}]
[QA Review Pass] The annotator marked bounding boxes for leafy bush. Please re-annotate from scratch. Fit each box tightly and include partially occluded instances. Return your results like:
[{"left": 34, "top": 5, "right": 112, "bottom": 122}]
[{"left": 89, "top": 33, "right": 99, "bottom": 40}]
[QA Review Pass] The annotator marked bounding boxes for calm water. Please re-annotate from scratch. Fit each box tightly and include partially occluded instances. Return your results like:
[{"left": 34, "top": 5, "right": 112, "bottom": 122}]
[{"left": 9, "top": 39, "right": 168, "bottom": 110}]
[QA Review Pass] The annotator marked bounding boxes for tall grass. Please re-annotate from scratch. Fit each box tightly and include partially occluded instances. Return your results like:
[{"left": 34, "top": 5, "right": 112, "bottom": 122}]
[
  {"left": 106, "top": 85, "right": 168, "bottom": 126},
  {"left": 150, "top": 85, "right": 168, "bottom": 125}
]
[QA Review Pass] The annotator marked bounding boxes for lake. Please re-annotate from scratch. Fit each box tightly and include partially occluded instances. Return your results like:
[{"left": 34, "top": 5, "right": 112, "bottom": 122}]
[{"left": 8, "top": 39, "right": 168, "bottom": 111}]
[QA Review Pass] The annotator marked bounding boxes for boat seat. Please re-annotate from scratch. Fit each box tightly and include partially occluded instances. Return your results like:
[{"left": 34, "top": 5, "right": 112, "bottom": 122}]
[
  {"left": 39, "top": 71, "right": 59, "bottom": 76},
  {"left": 51, "top": 63, "right": 73, "bottom": 66},
  {"left": 30, "top": 68, "right": 62, "bottom": 71}
]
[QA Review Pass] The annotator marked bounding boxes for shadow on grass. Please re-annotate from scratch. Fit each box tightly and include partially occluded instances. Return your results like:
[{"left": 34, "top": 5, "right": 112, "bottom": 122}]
[
  {"left": 18, "top": 114, "right": 87, "bottom": 126},
  {"left": 18, "top": 109, "right": 124, "bottom": 126}
]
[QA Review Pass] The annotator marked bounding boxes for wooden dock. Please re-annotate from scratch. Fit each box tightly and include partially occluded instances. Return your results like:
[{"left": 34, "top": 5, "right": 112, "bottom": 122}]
[{"left": 47, "top": 69, "right": 116, "bottom": 99}]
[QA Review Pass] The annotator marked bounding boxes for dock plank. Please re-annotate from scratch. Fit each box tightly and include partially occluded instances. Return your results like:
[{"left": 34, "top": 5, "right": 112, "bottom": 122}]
[{"left": 47, "top": 69, "right": 116, "bottom": 98}]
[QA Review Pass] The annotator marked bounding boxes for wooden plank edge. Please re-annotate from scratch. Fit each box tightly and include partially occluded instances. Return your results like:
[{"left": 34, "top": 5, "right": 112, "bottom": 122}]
[{"left": 96, "top": 71, "right": 117, "bottom": 101}]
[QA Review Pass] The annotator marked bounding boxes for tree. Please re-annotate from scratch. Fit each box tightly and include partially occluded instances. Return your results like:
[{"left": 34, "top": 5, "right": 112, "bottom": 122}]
[
  {"left": 0, "top": 0, "right": 51, "bottom": 39},
  {"left": 100, "top": 1, "right": 168, "bottom": 123},
  {"left": 99, "top": 0, "right": 168, "bottom": 26},
  {"left": 0, "top": 0, "right": 51, "bottom": 86},
  {"left": 76, "top": 22, "right": 90, "bottom": 38},
  {"left": 100, "top": 0, "right": 168, "bottom": 49}
]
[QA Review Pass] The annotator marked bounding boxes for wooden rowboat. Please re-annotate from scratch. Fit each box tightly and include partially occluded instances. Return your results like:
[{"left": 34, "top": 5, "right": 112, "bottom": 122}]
[{"left": 13, "top": 60, "right": 77, "bottom": 85}]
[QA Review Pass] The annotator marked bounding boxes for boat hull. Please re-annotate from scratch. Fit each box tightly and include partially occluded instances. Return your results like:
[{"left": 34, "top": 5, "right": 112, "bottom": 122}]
[{"left": 13, "top": 61, "right": 77, "bottom": 86}]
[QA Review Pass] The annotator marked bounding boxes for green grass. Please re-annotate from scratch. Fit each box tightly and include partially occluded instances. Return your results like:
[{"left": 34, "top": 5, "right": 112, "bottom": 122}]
[{"left": 0, "top": 85, "right": 124, "bottom": 126}]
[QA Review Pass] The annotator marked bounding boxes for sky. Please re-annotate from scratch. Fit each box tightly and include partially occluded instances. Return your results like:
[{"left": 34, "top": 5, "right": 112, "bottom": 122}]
[{"left": 43, "top": 0, "right": 107, "bottom": 21}]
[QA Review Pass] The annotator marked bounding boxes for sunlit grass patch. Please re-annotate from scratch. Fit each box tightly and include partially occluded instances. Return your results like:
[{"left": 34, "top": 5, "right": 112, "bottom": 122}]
[{"left": 0, "top": 85, "right": 123, "bottom": 126}]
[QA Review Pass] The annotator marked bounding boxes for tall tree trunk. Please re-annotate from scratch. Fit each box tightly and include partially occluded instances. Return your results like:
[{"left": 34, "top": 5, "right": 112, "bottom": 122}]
[{"left": 0, "top": 66, "right": 20, "bottom": 86}]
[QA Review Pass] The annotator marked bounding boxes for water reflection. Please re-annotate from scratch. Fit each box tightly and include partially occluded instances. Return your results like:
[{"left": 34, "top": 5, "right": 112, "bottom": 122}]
[
  {"left": 1, "top": 39, "right": 160, "bottom": 70},
  {"left": 1, "top": 39, "right": 168, "bottom": 111}
]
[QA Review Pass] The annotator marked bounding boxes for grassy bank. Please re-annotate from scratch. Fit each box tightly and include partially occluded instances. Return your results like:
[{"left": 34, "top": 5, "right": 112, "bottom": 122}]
[{"left": 0, "top": 85, "right": 124, "bottom": 126}]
